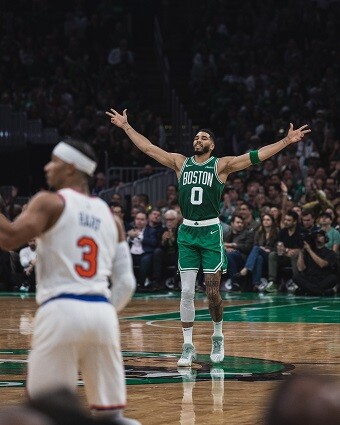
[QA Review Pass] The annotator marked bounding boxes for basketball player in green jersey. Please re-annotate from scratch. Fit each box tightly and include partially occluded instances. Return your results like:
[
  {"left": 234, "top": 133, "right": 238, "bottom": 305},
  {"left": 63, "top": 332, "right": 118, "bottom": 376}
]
[{"left": 107, "top": 108, "right": 310, "bottom": 366}]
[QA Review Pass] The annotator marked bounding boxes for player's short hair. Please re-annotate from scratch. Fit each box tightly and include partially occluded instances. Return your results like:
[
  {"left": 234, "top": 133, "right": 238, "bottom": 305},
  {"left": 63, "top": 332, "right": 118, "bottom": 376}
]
[{"left": 197, "top": 128, "right": 216, "bottom": 143}]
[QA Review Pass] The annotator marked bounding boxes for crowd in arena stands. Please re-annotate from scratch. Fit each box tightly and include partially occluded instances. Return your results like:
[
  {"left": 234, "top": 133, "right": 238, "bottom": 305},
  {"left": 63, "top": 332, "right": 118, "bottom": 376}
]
[
  {"left": 109, "top": 167, "right": 340, "bottom": 295},
  {"left": 2, "top": 170, "right": 338, "bottom": 296},
  {"left": 0, "top": 0, "right": 167, "bottom": 174},
  {"left": 180, "top": 1, "right": 340, "bottom": 152}
]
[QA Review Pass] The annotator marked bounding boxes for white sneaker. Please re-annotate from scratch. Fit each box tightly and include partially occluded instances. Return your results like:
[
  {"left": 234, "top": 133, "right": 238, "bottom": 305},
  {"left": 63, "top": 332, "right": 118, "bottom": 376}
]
[
  {"left": 257, "top": 280, "right": 268, "bottom": 292},
  {"left": 286, "top": 279, "right": 298, "bottom": 293},
  {"left": 177, "top": 343, "right": 196, "bottom": 367},
  {"left": 264, "top": 280, "right": 277, "bottom": 293},
  {"left": 221, "top": 278, "right": 232, "bottom": 292},
  {"left": 210, "top": 335, "right": 224, "bottom": 363},
  {"left": 19, "top": 284, "right": 29, "bottom": 292}
]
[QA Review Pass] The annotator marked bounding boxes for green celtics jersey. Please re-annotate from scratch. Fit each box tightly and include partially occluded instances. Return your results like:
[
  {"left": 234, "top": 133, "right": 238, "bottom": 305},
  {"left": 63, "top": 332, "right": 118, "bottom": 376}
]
[{"left": 178, "top": 156, "right": 225, "bottom": 221}]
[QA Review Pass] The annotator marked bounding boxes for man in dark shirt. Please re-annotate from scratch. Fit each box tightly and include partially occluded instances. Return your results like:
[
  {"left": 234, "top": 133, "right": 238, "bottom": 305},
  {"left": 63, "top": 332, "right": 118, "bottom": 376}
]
[
  {"left": 151, "top": 209, "right": 179, "bottom": 290},
  {"left": 265, "top": 210, "right": 303, "bottom": 292},
  {"left": 224, "top": 214, "right": 253, "bottom": 290},
  {"left": 289, "top": 229, "right": 338, "bottom": 295}
]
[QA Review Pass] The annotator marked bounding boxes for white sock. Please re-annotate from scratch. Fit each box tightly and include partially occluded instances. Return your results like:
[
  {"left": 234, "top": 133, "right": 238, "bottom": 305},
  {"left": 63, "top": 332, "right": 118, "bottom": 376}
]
[
  {"left": 213, "top": 320, "right": 223, "bottom": 337},
  {"left": 182, "top": 327, "right": 193, "bottom": 345}
]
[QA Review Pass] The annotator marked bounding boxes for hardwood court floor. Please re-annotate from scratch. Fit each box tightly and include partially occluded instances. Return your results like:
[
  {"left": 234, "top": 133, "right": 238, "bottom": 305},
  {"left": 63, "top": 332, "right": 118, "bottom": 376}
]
[{"left": 0, "top": 291, "right": 339, "bottom": 425}]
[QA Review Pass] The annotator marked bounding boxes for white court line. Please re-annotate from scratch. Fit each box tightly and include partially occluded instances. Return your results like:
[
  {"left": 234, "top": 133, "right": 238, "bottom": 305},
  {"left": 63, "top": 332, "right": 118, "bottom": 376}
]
[
  {"left": 313, "top": 306, "right": 340, "bottom": 312},
  {"left": 145, "top": 300, "right": 322, "bottom": 328},
  {"left": 123, "top": 300, "right": 275, "bottom": 320},
  {"left": 188, "top": 300, "right": 321, "bottom": 320}
]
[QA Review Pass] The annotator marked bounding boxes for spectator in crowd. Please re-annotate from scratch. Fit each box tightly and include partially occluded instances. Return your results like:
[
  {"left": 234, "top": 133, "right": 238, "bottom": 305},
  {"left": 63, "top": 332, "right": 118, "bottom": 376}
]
[
  {"left": 107, "top": 39, "right": 134, "bottom": 66},
  {"left": 158, "top": 184, "right": 179, "bottom": 218},
  {"left": 141, "top": 208, "right": 165, "bottom": 290},
  {"left": 127, "top": 209, "right": 163, "bottom": 290},
  {"left": 231, "top": 176, "right": 245, "bottom": 199},
  {"left": 318, "top": 211, "right": 340, "bottom": 256},
  {"left": 110, "top": 192, "right": 123, "bottom": 204},
  {"left": 91, "top": 172, "right": 106, "bottom": 196},
  {"left": 151, "top": 209, "right": 180, "bottom": 290},
  {"left": 300, "top": 210, "right": 319, "bottom": 234},
  {"left": 224, "top": 214, "right": 253, "bottom": 291},
  {"left": 234, "top": 213, "right": 278, "bottom": 290},
  {"left": 288, "top": 229, "right": 338, "bottom": 295},
  {"left": 263, "top": 373, "right": 340, "bottom": 425},
  {"left": 270, "top": 206, "right": 282, "bottom": 229},
  {"left": 237, "top": 202, "right": 260, "bottom": 234},
  {"left": 137, "top": 193, "right": 152, "bottom": 213},
  {"left": 138, "top": 163, "right": 156, "bottom": 178},
  {"left": 219, "top": 186, "right": 238, "bottom": 225},
  {"left": 127, "top": 210, "right": 148, "bottom": 289},
  {"left": 19, "top": 238, "right": 37, "bottom": 292},
  {"left": 266, "top": 210, "right": 303, "bottom": 293},
  {"left": 266, "top": 184, "right": 283, "bottom": 208},
  {"left": 253, "top": 191, "right": 270, "bottom": 220},
  {"left": 109, "top": 202, "right": 132, "bottom": 232}
]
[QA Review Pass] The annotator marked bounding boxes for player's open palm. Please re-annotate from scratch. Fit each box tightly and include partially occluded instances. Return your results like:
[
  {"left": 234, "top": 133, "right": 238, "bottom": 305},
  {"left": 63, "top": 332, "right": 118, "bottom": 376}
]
[
  {"left": 105, "top": 108, "right": 128, "bottom": 128},
  {"left": 286, "top": 123, "right": 311, "bottom": 144}
]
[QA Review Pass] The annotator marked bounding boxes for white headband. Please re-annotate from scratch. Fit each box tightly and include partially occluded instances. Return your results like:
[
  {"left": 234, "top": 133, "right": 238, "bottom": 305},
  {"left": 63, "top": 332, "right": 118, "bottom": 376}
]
[{"left": 53, "top": 142, "right": 97, "bottom": 176}]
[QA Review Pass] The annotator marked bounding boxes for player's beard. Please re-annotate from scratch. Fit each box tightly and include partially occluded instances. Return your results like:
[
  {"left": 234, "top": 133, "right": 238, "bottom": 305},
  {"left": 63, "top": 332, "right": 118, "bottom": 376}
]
[{"left": 194, "top": 145, "right": 210, "bottom": 156}]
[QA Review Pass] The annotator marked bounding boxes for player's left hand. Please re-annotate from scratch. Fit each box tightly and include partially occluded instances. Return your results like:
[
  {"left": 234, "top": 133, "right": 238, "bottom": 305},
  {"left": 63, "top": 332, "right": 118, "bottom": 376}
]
[
  {"left": 286, "top": 123, "right": 311, "bottom": 144},
  {"left": 105, "top": 108, "right": 128, "bottom": 128}
]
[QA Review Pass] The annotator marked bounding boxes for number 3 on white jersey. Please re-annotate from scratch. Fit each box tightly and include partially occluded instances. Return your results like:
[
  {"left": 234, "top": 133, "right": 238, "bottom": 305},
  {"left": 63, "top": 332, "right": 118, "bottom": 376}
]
[{"left": 75, "top": 236, "right": 98, "bottom": 278}]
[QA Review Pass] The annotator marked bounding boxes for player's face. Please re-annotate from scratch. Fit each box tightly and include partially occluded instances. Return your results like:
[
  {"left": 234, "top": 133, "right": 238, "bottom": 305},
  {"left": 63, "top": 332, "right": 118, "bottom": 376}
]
[
  {"left": 193, "top": 132, "right": 214, "bottom": 156},
  {"left": 44, "top": 155, "right": 71, "bottom": 189}
]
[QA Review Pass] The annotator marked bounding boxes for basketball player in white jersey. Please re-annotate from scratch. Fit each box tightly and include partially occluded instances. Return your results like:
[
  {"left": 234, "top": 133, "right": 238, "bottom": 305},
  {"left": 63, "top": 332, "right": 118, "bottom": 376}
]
[{"left": 0, "top": 139, "right": 140, "bottom": 425}]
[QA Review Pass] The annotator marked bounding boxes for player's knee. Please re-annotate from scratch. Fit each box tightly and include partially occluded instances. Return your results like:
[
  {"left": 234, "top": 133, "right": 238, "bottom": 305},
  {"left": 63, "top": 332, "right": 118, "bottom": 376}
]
[{"left": 181, "top": 287, "right": 195, "bottom": 302}]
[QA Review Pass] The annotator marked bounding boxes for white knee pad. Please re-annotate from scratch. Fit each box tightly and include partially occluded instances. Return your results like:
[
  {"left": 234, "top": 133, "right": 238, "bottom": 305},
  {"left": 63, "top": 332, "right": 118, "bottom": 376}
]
[{"left": 180, "top": 271, "right": 197, "bottom": 323}]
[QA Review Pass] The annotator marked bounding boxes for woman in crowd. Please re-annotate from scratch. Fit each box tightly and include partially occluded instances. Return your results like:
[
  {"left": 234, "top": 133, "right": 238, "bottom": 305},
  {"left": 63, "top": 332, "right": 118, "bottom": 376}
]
[{"left": 235, "top": 213, "right": 278, "bottom": 290}]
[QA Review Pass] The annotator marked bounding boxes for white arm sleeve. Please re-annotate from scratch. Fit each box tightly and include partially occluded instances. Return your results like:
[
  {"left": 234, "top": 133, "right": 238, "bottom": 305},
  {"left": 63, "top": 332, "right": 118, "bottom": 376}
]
[{"left": 110, "top": 241, "right": 136, "bottom": 312}]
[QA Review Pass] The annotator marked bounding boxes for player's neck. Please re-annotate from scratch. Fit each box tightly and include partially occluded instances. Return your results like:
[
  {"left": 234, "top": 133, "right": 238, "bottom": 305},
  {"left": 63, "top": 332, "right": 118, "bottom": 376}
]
[
  {"left": 194, "top": 153, "right": 212, "bottom": 163},
  {"left": 59, "top": 182, "right": 90, "bottom": 195}
]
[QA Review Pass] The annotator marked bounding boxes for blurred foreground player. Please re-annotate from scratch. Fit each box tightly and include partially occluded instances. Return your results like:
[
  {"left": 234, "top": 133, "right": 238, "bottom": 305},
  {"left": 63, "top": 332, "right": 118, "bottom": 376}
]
[{"left": 0, "top": 139, "right": 140, "bottom": 425}]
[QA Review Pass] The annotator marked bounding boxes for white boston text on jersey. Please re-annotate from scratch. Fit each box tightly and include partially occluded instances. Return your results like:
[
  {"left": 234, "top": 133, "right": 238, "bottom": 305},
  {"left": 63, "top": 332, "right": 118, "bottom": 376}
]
[{"left": 182, "top": 170, "right": 213, "bottom": 186}]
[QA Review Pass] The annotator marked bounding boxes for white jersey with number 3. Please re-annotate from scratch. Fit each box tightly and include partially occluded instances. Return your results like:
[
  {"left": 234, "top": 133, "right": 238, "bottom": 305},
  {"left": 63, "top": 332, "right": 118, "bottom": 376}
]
[{"left": 35, "top": 188, "right": 117, "bottom": 304}]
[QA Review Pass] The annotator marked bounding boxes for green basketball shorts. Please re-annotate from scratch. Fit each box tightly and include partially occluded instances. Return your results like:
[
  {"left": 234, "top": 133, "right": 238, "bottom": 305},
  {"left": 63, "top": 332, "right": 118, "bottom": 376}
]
[{"left": 177, "top": 222, "right": 228, "bottom": 274}]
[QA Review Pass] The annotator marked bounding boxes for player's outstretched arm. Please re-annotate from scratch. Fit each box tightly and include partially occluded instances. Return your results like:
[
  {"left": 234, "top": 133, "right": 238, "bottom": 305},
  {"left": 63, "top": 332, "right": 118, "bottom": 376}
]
[
  {"left": 0, "top": 192, "right": 64, "bottom": 250},
  {"left": 106, "top": 108, "right": 185, "bottom": 172},
  {"left": 219, "top": 123, "right": 311, "bottom": 176}
]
